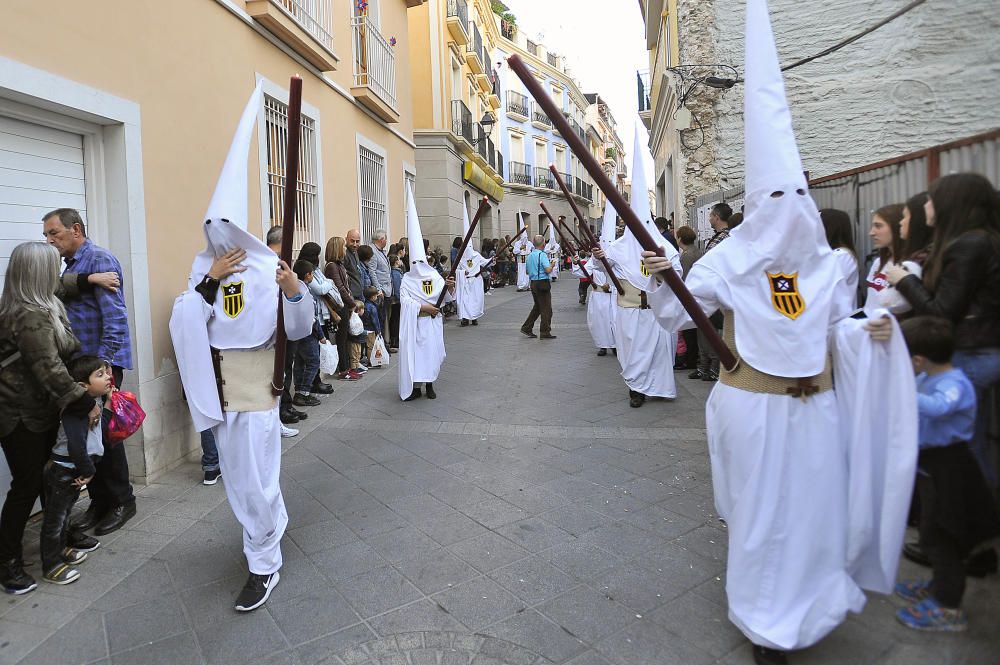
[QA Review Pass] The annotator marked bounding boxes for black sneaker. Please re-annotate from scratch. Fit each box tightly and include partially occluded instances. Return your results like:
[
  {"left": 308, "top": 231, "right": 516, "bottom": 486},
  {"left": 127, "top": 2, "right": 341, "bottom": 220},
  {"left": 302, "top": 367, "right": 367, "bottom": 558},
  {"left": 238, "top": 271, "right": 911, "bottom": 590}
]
[
  {"left": 203, "top": 469, "right": 222, "bottom": 486},
  {"left": 425, "top": 383, "right": 436, "bottom": 399},
  {"left": 279, "top": 407, "right": 301, "bottom": 424},
  {"left": 310, "top": 382, "right": 334, "bottom": 395},
  {"left": 234, "top": 571, "right": 280, "bottom": 612},
  {"left": 292, "top": 393, "right": 321, "bottom": 407},
  {"left": 67, "top": 531, "right": 100, "bottom": 553},
  {"left": 61, "top": 547, "right": 87, "bottom": 565},
  {"left": 1, "top": 558, "right": 37, "bottom": 595},
  {"left": 42, "top": 564, "right": 80, "bottom": 586},
  {"left": 688, "top": 370, "right": 704, "bottom": 380},
  {"left": 403, "top": 388, "right": 422, "bottom": 402},
  {"left": 702, "top": 371, "right": 719, "bottom": 382}
]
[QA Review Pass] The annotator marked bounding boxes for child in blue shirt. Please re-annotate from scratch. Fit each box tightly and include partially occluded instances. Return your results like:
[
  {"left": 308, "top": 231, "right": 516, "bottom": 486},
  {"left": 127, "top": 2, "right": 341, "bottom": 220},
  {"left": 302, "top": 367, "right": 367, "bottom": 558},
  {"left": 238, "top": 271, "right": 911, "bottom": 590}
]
[{"left": 895, "top": 316, "right": 1000, "bottom": 632}]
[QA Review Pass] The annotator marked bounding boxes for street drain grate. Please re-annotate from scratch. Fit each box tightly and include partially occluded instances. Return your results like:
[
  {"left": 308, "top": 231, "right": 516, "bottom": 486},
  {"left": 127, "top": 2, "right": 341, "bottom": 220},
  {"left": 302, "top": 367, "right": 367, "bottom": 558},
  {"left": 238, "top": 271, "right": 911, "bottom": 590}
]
[{"left": 327, "top": 631, "right": 555, "bottom": 665}]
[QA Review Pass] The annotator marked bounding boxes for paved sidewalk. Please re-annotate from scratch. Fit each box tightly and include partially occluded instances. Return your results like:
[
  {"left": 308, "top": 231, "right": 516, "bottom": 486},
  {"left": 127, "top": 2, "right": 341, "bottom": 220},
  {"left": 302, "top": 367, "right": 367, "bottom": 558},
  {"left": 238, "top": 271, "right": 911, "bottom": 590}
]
[{"left": 2, "top": 278, "right": 997, "bottom": 665}]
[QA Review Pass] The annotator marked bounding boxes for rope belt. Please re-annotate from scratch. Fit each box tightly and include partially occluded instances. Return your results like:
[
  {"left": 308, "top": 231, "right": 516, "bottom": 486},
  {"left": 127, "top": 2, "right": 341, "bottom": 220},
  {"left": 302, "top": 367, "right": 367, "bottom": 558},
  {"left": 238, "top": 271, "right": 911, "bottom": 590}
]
[
  {"left": 718, "top": 310, "right": 832, "bottom": 399},
  {"left": 616, "top": 288, "right": 649, "bottom": 310}
]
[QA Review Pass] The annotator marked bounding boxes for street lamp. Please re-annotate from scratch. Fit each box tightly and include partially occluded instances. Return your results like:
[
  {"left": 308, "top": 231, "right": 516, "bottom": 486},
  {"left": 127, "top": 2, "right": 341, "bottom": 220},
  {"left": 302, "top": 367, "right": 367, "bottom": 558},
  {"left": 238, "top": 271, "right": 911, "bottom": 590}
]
[{"left": 471, "top": 112, "right": 496, "bottom": 146}]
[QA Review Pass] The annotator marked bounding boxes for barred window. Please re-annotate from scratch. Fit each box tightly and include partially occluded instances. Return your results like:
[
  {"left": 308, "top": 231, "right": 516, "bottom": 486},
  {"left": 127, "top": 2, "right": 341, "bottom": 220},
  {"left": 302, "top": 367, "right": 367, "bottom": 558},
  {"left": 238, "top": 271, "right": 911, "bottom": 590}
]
[
  {"left": 358, "top": 144, "right": 387, "bottom": 243},
  {"left": 263, "top": 94, "right": 321, "bottom": 250}
]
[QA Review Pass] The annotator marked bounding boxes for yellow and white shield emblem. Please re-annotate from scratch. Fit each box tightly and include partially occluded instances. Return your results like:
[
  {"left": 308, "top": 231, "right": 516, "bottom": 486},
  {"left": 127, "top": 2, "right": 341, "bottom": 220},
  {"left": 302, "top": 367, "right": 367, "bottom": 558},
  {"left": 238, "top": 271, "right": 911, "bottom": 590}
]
[
  {"left": 466, "top": 259, "right": 473, "bottom": 268},
  {"left": 767, "top": 272, "right": 805, "bottom": 320},
  {"left": 421, "top": 279, "right": 434, "bottom": 296},
  {"left": 221, "top": 281, "right": 245, "bottom": 319}
]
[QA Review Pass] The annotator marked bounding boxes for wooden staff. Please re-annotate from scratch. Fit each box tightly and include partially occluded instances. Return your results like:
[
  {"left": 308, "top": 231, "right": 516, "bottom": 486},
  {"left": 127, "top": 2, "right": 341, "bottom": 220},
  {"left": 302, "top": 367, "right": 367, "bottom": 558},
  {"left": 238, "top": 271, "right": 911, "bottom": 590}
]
[
  {"left": 539, "top": 202, "right": 590, "bottom": 281},
  {"left": 544, "top": 167, "right": 625, "bottom": 295},
  {"left": 507, "top": 54, "right": 734, "bottom": 369},
  {"left": 436, "top": 196, "right": 489, "bottom": 309},
  {"left": 271, "top": 75, "right": 303, "bottom": 396},
  {"left": 561, "top": 217, "right": 584, "bottom": 247},
  {"left": 475, "top": 226, "right": 527, "bottom": 278}
]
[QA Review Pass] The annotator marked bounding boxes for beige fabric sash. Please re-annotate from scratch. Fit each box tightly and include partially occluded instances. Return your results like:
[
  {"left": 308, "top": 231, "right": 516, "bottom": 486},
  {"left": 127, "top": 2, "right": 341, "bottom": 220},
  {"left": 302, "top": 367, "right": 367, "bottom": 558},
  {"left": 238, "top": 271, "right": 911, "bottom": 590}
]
[
  {"left": 616, "top": 288, "right": 648, "bottom": 309},
  {"left": 216, "top": 348, "right": 278, "bottom": 412},
  {"left": 719, "top": 310, "right": 833, "bottom": 398}
]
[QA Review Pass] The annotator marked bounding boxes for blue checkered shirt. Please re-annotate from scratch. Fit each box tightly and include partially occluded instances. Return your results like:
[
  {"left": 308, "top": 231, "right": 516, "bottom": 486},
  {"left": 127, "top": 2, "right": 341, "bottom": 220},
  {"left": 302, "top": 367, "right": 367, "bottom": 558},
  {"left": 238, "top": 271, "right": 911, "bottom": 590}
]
[{"left": 62, "top": 239, "right": 133, "bottom": 369}]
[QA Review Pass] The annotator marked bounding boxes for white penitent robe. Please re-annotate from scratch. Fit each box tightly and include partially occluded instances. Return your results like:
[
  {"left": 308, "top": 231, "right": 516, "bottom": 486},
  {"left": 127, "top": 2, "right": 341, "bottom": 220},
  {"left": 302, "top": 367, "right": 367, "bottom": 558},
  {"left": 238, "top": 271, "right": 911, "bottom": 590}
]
[
  {"left": 572, "top": 258, "right": 615, "bottom": 349},
  {"left": 546, "top": 244, "right": 561, "bottom": 279},
  {"left": 398, "top": 271, "right": 452, "bottom": 400},
  {"left": 645, "top": 266, "right": 916, "bottom": 650},
  {"left": 170, "top": 281, "right": 314, "bottom": 574},
  {"left": 514, "top": 241, "right": 531, "bottom": 290},
  {"left": 456, "top": 255, "right": 489, "bottom": 321},
  {"left": 591, "top": 258, "right": 676, "bottom": 398}
]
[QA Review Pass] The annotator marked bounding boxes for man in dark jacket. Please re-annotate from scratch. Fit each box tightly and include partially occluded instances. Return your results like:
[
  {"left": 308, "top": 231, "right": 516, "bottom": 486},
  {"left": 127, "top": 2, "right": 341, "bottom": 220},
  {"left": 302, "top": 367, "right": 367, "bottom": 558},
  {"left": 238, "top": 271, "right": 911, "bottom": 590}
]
[{"left": 344, "top": 229, "right": 364, "bottom": 303}]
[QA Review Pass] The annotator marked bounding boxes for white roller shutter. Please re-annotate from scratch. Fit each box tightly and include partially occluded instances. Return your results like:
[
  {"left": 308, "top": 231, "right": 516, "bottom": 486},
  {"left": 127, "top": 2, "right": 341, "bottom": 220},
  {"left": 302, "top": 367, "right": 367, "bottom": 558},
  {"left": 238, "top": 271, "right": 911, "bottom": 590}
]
[
  {"left": 0, "top": 115, "right": 87, "bottom": 286},
  {"left": 0, "top": 114, "right": 87, "bottom": 504}
]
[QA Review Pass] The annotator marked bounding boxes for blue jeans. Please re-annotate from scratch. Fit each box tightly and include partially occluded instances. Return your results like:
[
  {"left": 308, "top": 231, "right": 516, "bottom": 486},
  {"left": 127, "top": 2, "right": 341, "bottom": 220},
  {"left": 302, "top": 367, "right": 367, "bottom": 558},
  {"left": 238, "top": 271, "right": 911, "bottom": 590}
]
[
  {"left": 200, "top": 429, "right": 219, "bottom": 472},
  {"left": 294, "top": 336, "right": 321, "bottom": 393},
  {"left": 953, "top": 348, "right": 1000, "bottom": 490}
]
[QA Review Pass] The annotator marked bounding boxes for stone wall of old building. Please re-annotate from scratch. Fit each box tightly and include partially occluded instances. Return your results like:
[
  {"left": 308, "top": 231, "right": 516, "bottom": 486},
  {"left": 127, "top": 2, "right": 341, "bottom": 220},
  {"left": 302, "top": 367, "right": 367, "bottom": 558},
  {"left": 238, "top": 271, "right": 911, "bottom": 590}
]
[{"left": 710, "top": 0, "right": 999, "bottom": 184}]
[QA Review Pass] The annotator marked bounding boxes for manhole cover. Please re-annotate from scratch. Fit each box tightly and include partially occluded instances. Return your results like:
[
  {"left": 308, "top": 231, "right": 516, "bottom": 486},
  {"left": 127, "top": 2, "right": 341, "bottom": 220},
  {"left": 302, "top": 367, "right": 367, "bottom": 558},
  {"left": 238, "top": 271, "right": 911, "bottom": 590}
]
[{"left": 328, "top": 631, "right": 554, "bottom": 665}]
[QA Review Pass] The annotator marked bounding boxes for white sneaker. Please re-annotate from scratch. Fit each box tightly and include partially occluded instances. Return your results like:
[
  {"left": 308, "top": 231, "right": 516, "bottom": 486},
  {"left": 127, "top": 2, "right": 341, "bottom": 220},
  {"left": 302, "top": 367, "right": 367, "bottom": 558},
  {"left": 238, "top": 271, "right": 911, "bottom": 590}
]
[{"left": 280, "top": 424, "right": 299, "bottom": 438}]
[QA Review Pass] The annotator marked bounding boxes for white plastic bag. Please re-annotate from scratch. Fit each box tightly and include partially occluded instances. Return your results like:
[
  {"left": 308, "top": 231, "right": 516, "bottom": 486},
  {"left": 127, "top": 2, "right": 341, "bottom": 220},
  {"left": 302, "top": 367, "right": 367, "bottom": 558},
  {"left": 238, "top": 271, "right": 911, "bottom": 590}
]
[
  {"left": 319, "top": 341, "right": 339, "bottom": 376},
  {"left": 348, "top": 311, "right": 364, "bottom": 336},
  {"left": 369, "top": 334, "right": 390, "bottom": 368}
]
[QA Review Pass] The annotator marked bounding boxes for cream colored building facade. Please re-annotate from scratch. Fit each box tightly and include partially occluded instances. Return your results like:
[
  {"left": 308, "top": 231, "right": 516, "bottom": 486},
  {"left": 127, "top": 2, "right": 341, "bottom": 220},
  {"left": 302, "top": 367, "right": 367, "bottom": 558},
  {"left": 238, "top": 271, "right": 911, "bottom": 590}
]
[
  {"left": 492, "top": 19, "right": 597, "bottom": 235},
  {"left": 407, "top": 0, "right": 505, "bottom": 249},
  {"left": 0, "top": 0, "right": 425, "bottom": 483}
]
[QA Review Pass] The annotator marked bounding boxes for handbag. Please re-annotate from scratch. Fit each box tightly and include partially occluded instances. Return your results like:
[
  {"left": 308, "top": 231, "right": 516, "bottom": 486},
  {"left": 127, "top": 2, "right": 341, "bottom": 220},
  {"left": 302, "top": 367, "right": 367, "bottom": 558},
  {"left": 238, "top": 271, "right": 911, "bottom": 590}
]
[
  {"left": 369, "top": 334, "right": 390, "bottom": 368},
  {"left": 319, "top": 341, "right": 339, "bottom": 376},
  {"left": 106, "top": 389, "right": 146, "bottom": 445}
]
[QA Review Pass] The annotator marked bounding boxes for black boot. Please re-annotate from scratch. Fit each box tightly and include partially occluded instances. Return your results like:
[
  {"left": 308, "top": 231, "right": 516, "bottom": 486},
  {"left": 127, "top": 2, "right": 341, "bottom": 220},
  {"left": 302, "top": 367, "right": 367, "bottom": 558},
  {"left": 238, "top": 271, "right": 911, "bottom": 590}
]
[
  {"left": 425, "top": 383, "right": 437, "bottom": 399},
  {"left": 1, "top": 558, "right": 37, "bottom": 595},
  {"left": 597, "top": 348, "right": 607, "bottom": 357},
  {"left": 629, "top": 390, "right": 646, "bottom": 408},
  {"left": 753, "top": 645, "right": 788, "bottom": 665},
  {"left": 404, "top": 387, "right": 422, "bottom": 402},
  {"left": 69, "top": 503, "right": 107, "bottom": 532}
]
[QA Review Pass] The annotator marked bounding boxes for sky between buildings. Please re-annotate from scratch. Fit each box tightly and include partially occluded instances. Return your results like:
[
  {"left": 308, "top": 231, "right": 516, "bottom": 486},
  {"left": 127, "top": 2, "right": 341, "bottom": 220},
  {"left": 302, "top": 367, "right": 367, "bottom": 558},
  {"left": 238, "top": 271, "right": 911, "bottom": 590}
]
[{"left": 498, "top": 0, "right": 656, "bottom": 184}]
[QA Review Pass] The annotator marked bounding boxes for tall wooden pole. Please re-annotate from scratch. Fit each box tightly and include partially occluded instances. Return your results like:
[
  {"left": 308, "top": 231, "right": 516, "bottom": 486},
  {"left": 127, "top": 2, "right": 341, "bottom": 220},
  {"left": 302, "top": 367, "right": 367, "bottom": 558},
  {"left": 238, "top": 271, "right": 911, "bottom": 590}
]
[
  {"left": 539, "top": 202, "right": 589, "bottom": 280},
  {"left": 271, "top": 75, "right": 303, "bottom": 396},
  {"left": 507, "top": 54, "right": 736, "bottom": 370}
]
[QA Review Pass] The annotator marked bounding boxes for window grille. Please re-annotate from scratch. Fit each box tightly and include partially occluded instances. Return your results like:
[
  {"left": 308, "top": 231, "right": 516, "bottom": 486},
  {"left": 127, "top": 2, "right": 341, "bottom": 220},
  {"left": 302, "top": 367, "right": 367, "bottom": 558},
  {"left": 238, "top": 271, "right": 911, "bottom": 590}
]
[
  {"left": 358, "top": 144, "right": 387, "bottom": 244},
  {"left": 264, "top": 94, "right": 321, "bottom": 250}
]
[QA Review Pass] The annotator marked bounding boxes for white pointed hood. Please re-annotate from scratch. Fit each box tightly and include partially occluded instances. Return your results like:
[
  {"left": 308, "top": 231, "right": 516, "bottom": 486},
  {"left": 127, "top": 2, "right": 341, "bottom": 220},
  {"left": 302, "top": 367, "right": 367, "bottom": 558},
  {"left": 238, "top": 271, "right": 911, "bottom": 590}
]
[
  {"left": 459, "top": 199, "right": 486, "bottom": 266},
  {"left": 513, "top": 211, "right": 531, "bottom": 253},
  {"left": 694, "top": 0, "right": 841, "bottom": 377},
  {"left": 606, "top": 123, "right": 678, "bottom": 291},
  {"left": 599, "top": 201, "right": 617, "bottom": 249},
  {"left": 547, "top": 218, "right": 559, "bottom": 250},
  {"left": 188, "top": 81, "right": 281, "bottom": 350},
  {"left": 401, "top": 183, "right": 444, "bottom": 302}
]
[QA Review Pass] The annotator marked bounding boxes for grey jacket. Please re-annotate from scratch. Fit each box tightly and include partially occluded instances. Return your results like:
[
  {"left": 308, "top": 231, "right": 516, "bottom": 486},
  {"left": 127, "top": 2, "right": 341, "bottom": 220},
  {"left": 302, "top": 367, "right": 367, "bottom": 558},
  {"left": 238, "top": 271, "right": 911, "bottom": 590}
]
[{"left": 368, "top": 244, "right": 393, "bottom": 297}]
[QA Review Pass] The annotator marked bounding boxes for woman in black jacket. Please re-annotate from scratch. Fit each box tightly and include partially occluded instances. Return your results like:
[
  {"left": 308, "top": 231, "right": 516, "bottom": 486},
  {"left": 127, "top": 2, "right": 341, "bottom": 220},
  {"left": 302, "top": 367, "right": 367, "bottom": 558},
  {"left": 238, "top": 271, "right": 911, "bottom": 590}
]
[{"left": 889, "top": 173, "right": 1000, "bottom": 491}]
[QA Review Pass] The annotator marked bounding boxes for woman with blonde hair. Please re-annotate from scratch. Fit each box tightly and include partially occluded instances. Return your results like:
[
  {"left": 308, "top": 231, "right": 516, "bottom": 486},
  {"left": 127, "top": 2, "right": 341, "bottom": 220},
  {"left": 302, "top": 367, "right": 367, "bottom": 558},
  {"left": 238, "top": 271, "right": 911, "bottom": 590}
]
[
  {"left": 0, "top": 243, "right": 99, "bottom": 594},
  {"left": 324, "top": 237, "right": 361, "bottom": 380}
]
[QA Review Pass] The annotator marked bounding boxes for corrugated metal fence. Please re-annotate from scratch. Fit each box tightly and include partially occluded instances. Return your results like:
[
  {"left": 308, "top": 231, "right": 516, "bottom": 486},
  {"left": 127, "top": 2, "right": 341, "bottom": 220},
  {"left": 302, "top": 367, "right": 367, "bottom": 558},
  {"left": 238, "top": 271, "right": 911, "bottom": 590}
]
[{"left": 688, "top": 129, "right": 1000, "bottom": 261}]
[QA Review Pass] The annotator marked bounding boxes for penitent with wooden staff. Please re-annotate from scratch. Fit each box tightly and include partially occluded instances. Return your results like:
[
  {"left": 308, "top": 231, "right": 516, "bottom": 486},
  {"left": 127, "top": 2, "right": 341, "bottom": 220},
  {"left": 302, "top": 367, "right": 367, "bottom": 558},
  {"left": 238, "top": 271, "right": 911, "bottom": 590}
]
[
  {"left": 507, "top": 54, "right": 736, "bottom": 369},
  {"left": 435, "top": 196, "right": 489, "bottom": 309},
  {"left": 271, "top": 75, "right": 303, "bottom": 395},
  {"left": 539, "top": 202, "right": 592, "bottom": 284},
  {"left": 475, "top": 225, "right": 527, "bottom": 278}
]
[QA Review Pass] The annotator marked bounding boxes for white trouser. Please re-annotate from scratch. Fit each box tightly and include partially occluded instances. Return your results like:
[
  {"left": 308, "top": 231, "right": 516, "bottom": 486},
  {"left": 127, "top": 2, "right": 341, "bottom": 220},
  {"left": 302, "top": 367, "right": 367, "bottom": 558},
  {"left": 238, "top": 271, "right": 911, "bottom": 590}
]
[{"left": 213, "top": 407, "right": 286, "bottom": 574}]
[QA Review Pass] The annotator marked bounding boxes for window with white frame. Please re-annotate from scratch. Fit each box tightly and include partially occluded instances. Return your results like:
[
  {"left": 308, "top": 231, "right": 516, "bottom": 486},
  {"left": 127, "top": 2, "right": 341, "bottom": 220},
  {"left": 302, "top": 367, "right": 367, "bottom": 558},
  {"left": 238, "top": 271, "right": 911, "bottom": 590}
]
[
  {"left": 358, "top": 142, "right": 387, "bottom": 243},
  {"left": 263, "top": 94, "right": 321, "bottom": 249}
]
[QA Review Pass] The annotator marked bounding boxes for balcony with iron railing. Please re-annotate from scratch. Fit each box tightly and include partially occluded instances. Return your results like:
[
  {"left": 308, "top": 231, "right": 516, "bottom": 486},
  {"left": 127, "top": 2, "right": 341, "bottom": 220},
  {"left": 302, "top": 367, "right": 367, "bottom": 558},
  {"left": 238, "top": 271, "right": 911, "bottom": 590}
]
[
  {"left": 509, "top": 160, "right": 531, "bottom": 186},
  {"left": 534, "top": 167, "right": 553, "bottom": 189},
  {"left": 467, "top": 22, "right": 484, "bottom": 74},
  {"left": 451, "top": 99, "right": 473, "bottom": 145},
  {"left": 487, "top": 137, "right": 497, "bottom": 172},
  {"left": 567, "top": 117, "right": 586, "bottom": 144},
  {"left": 547, "top": 52, "right": 558, "bottom": 67},
  {"left": 574, "top": 177, "right": 593, "bottom": 201},
  {"left": 531, "top": 106, "right": 552, "bottom": 130},
  {"left": 351, "top": 15, "right": 398, "bottom": 121},
  {"left": 446, "top": 0, "right": 470, "bottom": 45},
  {"left": 497, "top": 152, "right": 504, "bottom": 180},
  {"left": 506, "top": 91, "right": 529, "bottom": 120},
  {"left": 475, "top": 127, "right": 489, "bottom": 163},
  {"left": 477, "top": 51, "right": 493, "bottom": 93},
  {"left": 488, "top": 74, "right": 502, "bottom": 110},
  {"left": 526, "top": 39, "right": 539, "bottom": 57},
  {"left": 247, "top": 0, "right": 337, "bottom": 71},
  {"left": 559, "top": 172, "right": 573, "bottom": 192}
]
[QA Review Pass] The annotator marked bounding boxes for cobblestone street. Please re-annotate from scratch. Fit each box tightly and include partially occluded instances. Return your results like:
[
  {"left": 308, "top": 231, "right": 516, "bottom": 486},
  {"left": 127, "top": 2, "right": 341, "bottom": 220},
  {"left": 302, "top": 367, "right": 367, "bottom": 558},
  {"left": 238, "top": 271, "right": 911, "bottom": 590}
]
[{"left": 2, "top": 278, "right": 997, "bottom": 665}]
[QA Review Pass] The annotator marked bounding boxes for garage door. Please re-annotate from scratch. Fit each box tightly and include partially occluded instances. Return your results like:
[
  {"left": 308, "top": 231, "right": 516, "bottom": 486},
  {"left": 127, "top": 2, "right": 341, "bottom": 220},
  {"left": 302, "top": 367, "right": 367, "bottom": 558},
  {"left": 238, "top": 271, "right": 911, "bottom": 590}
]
[
  {"left": 0, "top": 115, "right": 87, "bottom": 503},
  {"left": 0, "top": 115, "right": 88, "bottom": 287}
]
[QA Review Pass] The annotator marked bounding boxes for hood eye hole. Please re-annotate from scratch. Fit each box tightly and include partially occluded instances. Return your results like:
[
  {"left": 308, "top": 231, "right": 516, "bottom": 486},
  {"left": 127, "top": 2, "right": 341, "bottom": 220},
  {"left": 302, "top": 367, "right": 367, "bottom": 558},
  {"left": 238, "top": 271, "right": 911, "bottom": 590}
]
[
  {"left": 770, "top": 191, "right": 784, "bottom": 198},
  {"left": 205, "top": 219, "right": 212, "bottom": 224},
  {"left": 796, "top": 189, "right": 806, "bottom": 196},
  {"left": 221, "top": 218, "right": 230, "bottom": 224}
]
